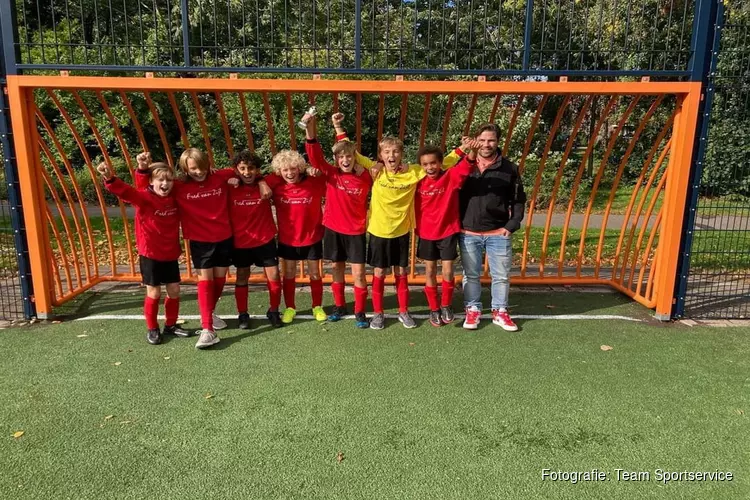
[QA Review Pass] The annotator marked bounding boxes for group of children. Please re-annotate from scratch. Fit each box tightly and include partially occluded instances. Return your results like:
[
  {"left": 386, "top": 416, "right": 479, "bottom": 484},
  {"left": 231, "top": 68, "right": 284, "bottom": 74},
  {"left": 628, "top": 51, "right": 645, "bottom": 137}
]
[{"left": 98, "top": 113, "right": 486, "bottom": 349}]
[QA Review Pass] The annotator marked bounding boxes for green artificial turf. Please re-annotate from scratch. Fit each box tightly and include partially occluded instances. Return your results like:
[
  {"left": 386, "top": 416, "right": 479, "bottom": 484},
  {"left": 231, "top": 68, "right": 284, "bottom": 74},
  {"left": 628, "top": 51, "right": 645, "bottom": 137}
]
[{"left": 1, "top": 289, "right": 748, "bottom": 499}]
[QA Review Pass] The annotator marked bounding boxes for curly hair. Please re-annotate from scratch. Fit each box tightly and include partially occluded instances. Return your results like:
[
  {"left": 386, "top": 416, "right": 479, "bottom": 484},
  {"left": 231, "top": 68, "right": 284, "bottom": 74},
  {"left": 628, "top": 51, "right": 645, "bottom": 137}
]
[
  {"left": 178, "top": 148, "right": 209, "bottom": 178},
  {"left": 271, "top": 149, "right": 306, "bottom": 176},
  {"left": 232, "top": 149, "right": 262, "bottom": 169},
  {"left": 416, "top": 145, "right": 444, "bottom": 164}
]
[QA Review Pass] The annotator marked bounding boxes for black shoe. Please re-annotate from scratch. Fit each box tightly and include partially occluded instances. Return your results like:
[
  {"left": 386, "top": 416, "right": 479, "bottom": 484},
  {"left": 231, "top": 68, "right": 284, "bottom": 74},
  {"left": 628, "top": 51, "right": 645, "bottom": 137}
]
[
  {"left": 328, "top": 306, "right": 348, "bottom": 322},
  {"left": 355, "top": 312, "right": 369, "bottom": 329},
  {"left": 429, "top": 310, "right": 442, "bottom": 327},
  {"left": 267, "top": 309, "right": 282, "bottom": 328},
  {"left": 163, "top": 324, "right": 190, "bottom": 337},
  {"left": 440, "top": 305, "right": 455, "bottom": 324},
  {"left": 238, "top": 312, "right": 251, "bottom": 330},
  {"left": 146, "top": 328, "right": 162, "bottom": 345}
]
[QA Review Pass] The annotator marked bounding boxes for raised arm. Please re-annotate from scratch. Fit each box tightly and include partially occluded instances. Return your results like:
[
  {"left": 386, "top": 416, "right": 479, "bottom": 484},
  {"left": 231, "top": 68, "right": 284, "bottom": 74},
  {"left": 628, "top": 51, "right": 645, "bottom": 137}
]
[
  {"left": 98, "top": 162, "right": 152, "bottom": 207},
  {"left": 332, "top": 113, "right": 378, "bottom": 170},
  {"left": 133, "top": 151, "right": 152, "bottom": 190},
  {"left": 304, "top": 116, "right": 335, "bottom": 177}
]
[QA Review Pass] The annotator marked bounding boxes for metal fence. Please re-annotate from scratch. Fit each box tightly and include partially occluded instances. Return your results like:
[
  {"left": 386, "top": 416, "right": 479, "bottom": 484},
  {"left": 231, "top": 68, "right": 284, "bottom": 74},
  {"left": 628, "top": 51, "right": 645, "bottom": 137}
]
[{"left": 678, "top": 1, "right": 750, "bottom": 319}]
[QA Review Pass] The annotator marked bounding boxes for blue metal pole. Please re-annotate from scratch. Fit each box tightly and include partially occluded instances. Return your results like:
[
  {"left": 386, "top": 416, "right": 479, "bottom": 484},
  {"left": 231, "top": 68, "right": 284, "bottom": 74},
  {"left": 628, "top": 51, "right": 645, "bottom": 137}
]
[
  {"left": 673, "top": 0, "right": 723, "bottom": 319},
  {"left": 0, "top": 0, "right": 35, "bottom": 319},
  {"left": 522, "top": 0, "right": 534, "bottom": 71},
  {"left": 181, "top": 0, "right": 191, "bottom": 67},
  {"left": 354, "top": 0, "right": 362, "bottom": 69}
]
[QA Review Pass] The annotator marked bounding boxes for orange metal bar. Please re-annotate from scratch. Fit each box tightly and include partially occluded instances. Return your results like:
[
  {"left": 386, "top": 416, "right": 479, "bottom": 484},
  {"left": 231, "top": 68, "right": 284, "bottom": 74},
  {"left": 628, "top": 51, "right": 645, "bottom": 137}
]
[
  {"left": 488, "top": 94, "right": 501, "bottom": 123},
  {"left": 285, "top": 92, "right": 297, "bottom": 151},
  {"left": 653, "top": 85, "right": 701, "bottom": 318},
  {"left": 463, "top": 94, "right": 478, "bottom": 136},
  {"left": 12, "top": 76, "right": 693, "bottom": 95},
  {"left": 538, "top": 94, "right": 596, "bottom": 276},
  {"left": 419, "top": 93, "right": 431, "bottom": 147},
  {"left": 8, "top": 82, "right": 54, "bottom": 315},
  {"left": 38, "top": 141, "right": 83, "bottom": 288},
  {"left": 118, "top": 91, "right": 150, "bottom": 154},
  {"left": 44, "top": 208, "right": 65, "bottom": 299},
  {"left": 627, "top": 172, "right": 667, "bottom": 289},
  {"left": 595, "top": 104, "right": 676, "bottom": 277},
  {"left": 519, "top": 94, "right": 560, "bottom": 277},
  {"left": 35, "top": 110, "right": 96, "bottom": 280},
  {"left": 189, "top": 92, "right": 214, "bottom": 167},
  {"left": 440, "top": 94, "right": 454, "bottom": 150},
  {"left": 96, "top": 91, "right": 136, "bottom": 179},
  {"left": 635, "top": 210, "right": 663, "bottom": 297},
  {"left": 238, "top": 92, "right": 255, "bottom": 151},
  {"left": 398, "top": 94, "right": 408, "bottom": 140},
  {"left": 377, "top": 93, "right": 385, "bottom": 142},
  {"left": 72, "top": 90, "right": 136, "bottom": 277},
  {"left": 167, "top": 91, "right": 191, "bottom": 149},
  {"left": 583, "top": 95, "right": 665, "bottom": 277},
  {"left": 261, "top": 92, "right": 277, "bottom": 155},
  {"left": 333, "top": 92, "right": 340, "bottom": 114},
  {"left": 643, "top": 214, "right": 663, "bottom": 301},
  {"left": 503, "top": 94, "right": 525, "bottom": 159},
  {"left": 41, "top": 173, "right": 74, "bottom": 292},
  {"left": 215, "top": 92, "right": 234, "bottom": 157},
  {"left": 47, "top": 89, "right": 116, "bottom": 276},
  {"left": 144, "top": 91, "right": 174, "bottom": 167},
  {"left": 50, "top": 276, "right": 103, "bottom": 306}
]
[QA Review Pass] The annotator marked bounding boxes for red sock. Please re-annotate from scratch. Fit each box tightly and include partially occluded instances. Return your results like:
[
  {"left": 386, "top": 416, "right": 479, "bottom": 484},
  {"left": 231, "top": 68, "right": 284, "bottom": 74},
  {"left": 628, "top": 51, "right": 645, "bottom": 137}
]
[
  {"left": 310, "top": 278, "right": 323, "bottom": 308},
  {"left": 354, "top": 285, "right": 368, "bottom": 314},
  {"left": 396, "top": 275, "right": 409, "bottom": 313},
  {"left": 283, "top": 278, "right": 296, "bottom": 309},
  {"left": 144, "top": 296, "right": 159, "bottom": 330},
  {"left": 424, "top": 285, "right": 439, "bottom": 311},
  {"left": 441, "top": 280, "right": 455, "bottom": 307},
  {"left": 198, "top": 280, "right": 214, "bottom": 330},
  {"left": 235, "top": 284, "right": 249, "bottom": 314},
  {"left": 267, "top": 279, "right": 282, "bottom": 310},
  {"left": 372, "top": 276, "right": 385, "bottom": 313},
  {"left": 164, "top": 296, "right": 179, "bottom": 326},
  {"left": 212, "top": 276, "right": 226, "bottom": 311},
  {"left": 331, "top": 282, "right": 346, "bottom": 308}
]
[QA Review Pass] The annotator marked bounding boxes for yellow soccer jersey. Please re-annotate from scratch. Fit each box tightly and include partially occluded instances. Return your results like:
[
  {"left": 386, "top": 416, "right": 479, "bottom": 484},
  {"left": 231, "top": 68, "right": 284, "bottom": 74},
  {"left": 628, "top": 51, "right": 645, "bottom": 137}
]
[{"left": 355, "top": 149, "right": 463, "bottom": 238}]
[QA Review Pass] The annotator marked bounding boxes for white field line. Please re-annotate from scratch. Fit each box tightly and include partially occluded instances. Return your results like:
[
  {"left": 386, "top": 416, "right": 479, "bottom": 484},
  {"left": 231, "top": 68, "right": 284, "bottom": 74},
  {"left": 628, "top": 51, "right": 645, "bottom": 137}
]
[{"left": 76, "top": 313, "right": 642, "bottom": 322}]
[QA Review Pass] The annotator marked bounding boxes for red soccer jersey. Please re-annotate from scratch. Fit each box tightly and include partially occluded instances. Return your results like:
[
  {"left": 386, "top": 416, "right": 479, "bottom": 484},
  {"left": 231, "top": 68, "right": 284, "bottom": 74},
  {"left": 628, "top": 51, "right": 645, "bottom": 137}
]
[
  {"left": 228, "top": 180, "right": 277, "bottom": 249},
  {"left": 266, "top": 173, "right": 326, "bottom": 247},
  {"left": 169, "top": 169, "right": 235, "bottom": 243},
  {"left": 305, "top": 139, "right": 373, "bottom": 235},
  {"left": 105, "top": 177, "right": 181, "bottom": 261},
  {"left": 415, "top": 156, "right": 476, "bottom": 240}
]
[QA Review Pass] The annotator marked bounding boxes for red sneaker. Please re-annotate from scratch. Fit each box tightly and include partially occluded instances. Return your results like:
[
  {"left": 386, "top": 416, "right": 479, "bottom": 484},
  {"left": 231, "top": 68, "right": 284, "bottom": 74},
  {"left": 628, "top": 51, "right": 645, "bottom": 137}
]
[
  {"left": 463, "top": 306, "right": 481, "bottom": 330},
  {"left": 492, "top": 310, "right": 518, "bottom": 332}
]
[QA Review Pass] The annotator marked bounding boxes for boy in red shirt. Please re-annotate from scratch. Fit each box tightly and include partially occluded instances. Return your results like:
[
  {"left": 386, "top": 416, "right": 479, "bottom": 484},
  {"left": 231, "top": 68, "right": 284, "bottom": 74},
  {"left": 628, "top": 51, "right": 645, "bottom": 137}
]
[
  {"left": 415, "top": 141, "right": 479, "bottom": 326},
  {"left": 264, "top": 150, "right": 327, "bottom": 324},
  {"left": 227, "top": 150, "right": 283, "bottom": 328},
  {"left": 98, "top": 157, "right": 189, "bottom": 345},
  {"left": 304, "top": 114, "right": 372, "bottom": 328}
]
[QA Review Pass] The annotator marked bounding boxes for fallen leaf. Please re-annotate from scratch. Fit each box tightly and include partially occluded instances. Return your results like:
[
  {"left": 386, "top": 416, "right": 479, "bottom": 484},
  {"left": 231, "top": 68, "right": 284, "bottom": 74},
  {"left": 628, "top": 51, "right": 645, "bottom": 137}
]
[
  {"left": 12, "top": 431, "right": 24, "bottom": 439},
  {"left": 600, "top": 345, "right": 613, "bottom": 351},
  {"left": 119, "top": 421, "right": 131, "bottom": 425},
  {"left": 77, "top": 334, "right": 88, "bottom": 338},
  {"left": 176, "top": 319, "right": 186, "bottom": 325},
  {"left": 204, "top": 393, "right": 213, "bottom": 399},
  {"left": 409, "top": 342, "right": 416, "bottom": 347},
  {"left": 114, "top": 362, "right": 122, "bottom": 366},
  {"left": 336, "top": 451, "right": 344, "bottom": 463},
  {"left": 736, "top": 409, "right": 745, "bottom": 416},
  {"left": 545, "top": 305, "right": 556, "bottom": 309},
  {"left": 104, "top": 415, "right": 114, "bottom": 421},
  {"left": 164, "top": 356, "right": 171, "bottom": 360},
  {"left": 51, "top": 320, "right": 62, "bottom": 324}
]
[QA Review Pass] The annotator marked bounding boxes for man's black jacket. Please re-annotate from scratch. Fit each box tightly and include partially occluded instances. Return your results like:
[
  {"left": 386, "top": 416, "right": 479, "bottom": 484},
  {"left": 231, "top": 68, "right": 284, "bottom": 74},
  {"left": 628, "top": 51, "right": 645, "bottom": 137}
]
[{"left": 458, "top": 153, "right": 527, "bottom": 233}]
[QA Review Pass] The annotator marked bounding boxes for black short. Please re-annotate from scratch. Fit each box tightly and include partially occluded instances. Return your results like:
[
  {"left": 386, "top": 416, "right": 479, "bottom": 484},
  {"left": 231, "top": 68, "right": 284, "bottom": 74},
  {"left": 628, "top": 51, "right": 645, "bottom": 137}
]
[
  {"left": 277, "top": 240, "right": 323, "bottom": 261},
  {"left": 323, "top": 228, "right": 366, "bottom": 264},
  {"left": 189, "top": 237, "right": 233, "bottom": 269},
  {"left": 367, "top": 232, "right": 410, "bottom": 269},
  {"left": 417, "top": 234, "right": 459, "bottom": 261},
  {"left": 232, "top": 239, "right": 279, "bottom": 268},
  {"left": 139, "top": 255, "right": 181, "bottom": 286}
]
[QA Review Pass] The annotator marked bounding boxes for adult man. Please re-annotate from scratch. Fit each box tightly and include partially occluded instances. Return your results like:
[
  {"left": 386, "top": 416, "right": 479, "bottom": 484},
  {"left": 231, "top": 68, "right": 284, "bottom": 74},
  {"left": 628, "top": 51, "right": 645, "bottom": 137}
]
[{"left": 458, "top": 123, "right": 526, "bottom": 331}]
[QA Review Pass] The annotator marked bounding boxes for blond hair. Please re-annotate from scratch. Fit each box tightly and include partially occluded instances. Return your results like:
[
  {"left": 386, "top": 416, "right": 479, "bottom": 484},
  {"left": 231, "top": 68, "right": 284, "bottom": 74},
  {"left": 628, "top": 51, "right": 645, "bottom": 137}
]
[
  {"left": 332, "top": 140, "right": 357, "bottom": 157},
  {"left": 149, "top": 162, "right": 175, "bottom": 181},
  {"left": 271, "top": 150, "right": 306, "bottom": 176},
  {"left": 178, "top": 148, "right": 209, "bottom": 178}
]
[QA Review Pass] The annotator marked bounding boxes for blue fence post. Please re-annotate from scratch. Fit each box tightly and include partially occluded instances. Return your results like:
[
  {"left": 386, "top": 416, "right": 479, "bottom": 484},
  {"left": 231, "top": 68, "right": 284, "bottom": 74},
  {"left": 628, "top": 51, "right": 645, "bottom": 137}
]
[
  {"left": 522, "top": 0, "right": 534, "bottom": 71},
  {"left": 354, "top": 0, "right": 362, "bottom": 69},
  {"left": 673, "top": 0, "right": 723, "bottom": 319},
  {"left": 181, "top": 0, "right": 191, "bottom": 67},
  {"left": 0, "top": 0, "right": 36, "bottom": 319}
]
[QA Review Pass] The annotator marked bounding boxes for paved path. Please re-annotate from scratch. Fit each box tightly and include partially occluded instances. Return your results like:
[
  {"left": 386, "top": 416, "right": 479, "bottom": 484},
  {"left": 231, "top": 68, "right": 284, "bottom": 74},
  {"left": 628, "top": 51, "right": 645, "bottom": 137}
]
[{"left": 3, "top": 202, "right": 748, "bottom": 231}]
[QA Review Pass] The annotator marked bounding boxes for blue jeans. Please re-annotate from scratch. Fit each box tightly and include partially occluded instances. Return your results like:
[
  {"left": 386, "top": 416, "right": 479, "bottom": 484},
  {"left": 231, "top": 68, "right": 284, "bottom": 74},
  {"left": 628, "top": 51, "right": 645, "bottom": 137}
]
[{"left": 459, "top": 233, "right": 512, "bottom": 311}]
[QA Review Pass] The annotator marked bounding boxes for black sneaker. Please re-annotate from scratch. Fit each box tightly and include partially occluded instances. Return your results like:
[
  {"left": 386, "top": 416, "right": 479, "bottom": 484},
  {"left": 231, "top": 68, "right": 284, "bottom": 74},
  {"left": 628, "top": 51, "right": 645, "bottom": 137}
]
[
  {"left": 267, "top": 309, "right": 282, "bottom": 328},
  {"left": 238, "top": 312, "right": 251, "bottom": 330},
  {"left": 355, "top": 312, "right": 369, "bottom": 329},
  {"left": 440, "top": 305, "right": 455, "bottom": 324},
  {"left": 146, "top": 328, "right": 162, "bottom": 345},
  {"left": 163, "top": 324, "right": 190, "bottom": 337},
  {"left": 328, "top": 306, "right": 348, "bottom": 322},
  {"left": 429, "top": 310, "right": 442, "bottom": 327}
]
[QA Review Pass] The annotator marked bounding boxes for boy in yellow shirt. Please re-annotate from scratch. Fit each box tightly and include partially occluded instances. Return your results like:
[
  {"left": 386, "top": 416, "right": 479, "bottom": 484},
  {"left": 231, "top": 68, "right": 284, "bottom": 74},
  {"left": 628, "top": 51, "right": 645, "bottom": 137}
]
[{"left": 332, "top": 113, "right": 467, "bottom": 329}]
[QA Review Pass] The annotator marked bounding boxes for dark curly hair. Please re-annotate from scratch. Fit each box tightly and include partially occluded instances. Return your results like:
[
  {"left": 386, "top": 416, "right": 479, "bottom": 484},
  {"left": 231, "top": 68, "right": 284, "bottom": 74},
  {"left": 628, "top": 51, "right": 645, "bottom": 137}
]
[
  {"left": 232, "top": 149, "right": 263, "bottom": 169},
  {"left": 416, "top": 144, "right": 444, "bottom": 164}
]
